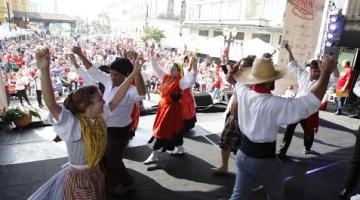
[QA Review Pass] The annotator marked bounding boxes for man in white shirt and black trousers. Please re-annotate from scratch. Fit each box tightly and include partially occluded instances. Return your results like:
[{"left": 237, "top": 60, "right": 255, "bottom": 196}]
[
  {"left": 72, "top": 46, "right": 146, "bottom": 195},
  {"left": 226, "top": 52, "right": 336, "bottom": 199},
  {"left": 278, "top": 44, "right": 323, "bottom": 159}
]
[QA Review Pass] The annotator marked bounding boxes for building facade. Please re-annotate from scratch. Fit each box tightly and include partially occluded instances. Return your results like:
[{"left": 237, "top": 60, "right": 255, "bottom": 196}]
[
  {"left": 0, "top": 0, "right": 29, "bottom": 24},
  {"left": 110, "top": 0, "right": 186, "bottom": 40},
  {"left": 184, "top": 0, "right": 286, "bottom": 49}
]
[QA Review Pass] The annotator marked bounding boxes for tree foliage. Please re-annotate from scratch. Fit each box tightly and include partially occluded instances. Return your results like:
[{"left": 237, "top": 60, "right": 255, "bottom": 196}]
[{"left": 141, "top": 26, "right": 165, "bottom": 43}]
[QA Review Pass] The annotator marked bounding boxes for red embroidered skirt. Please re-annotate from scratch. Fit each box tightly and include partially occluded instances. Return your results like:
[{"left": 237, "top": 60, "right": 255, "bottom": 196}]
[
  {"left": 181, "top": 88, "right": 196, "bottom": 120},
  {"left": 153, "top": 99, "right": 184, "bottom": 140}
]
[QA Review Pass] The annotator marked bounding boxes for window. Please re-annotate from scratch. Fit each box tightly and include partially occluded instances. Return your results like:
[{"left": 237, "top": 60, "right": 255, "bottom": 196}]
[
  {"left": 235, "top": 32, "right": 245, "bottom": 40},
  {"left": 245, "top": 0, "right": 262, "bottom": 19},
  {"left": 213, "top": 31, "right": 223, "bottom": 37},
  {"left": 252, "top": 33, "right": 270, "bottom": 43},
  {"left": 168, "top": 0, "right": 174, "bottom": 17},
  {"left": 199, "top": 30, "right": 209, "bottom": 36}
]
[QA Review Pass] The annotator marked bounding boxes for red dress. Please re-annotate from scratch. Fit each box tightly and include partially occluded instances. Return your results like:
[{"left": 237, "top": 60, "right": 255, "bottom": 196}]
[
  {"left": 181, "top": 88, "right": 197, "bottom": 131},
  {"left": 149, "top": 75, "right": 184, "bottom": 151},
  {"left": 130, "top": 80, "right": 140, "bottom": 137},
  {"left": 130, "top": 102, "right": 140, "bottom": 136}
]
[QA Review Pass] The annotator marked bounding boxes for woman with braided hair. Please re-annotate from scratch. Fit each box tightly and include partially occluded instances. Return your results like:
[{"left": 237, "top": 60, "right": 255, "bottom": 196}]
[{"left": 28, "top": 46, "right": 143, "bottom": 200}]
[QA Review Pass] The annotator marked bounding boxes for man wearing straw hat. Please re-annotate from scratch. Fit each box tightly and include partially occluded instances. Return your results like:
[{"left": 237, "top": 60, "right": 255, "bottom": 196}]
[{"left": 226, "top": 54, "right": 336, "bottom": 199}]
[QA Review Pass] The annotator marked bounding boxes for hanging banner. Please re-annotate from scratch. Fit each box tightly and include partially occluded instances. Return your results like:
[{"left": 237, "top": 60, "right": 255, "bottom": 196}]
[{"left": 275, "top": 0, "right": 325, "bottom": 95}]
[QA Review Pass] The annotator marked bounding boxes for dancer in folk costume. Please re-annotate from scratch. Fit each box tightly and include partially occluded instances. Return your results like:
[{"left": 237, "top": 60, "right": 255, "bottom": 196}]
[
  {"left": 227, "top": 55, "right": 336, "bottom": 200},
  {"left": 70, "top": 51, "right": 141, "bottom": 138},
  {"left": 143, "top": 48, "right": 198, "bottom": 164},
  {"left": 212, "top": 56, "right": 255, "bottom": 175},
  {"left": 180, "top": 55, "right": 198, "bottom": 132},
  {"left": 278, "top": 45, "right": 339, "bottom": 158},
  {"left": 72, "top": 47, "right": 146, "bottom": 195},
  {"left": 28, "top": 46, "right": 142, "bottom": 200}
]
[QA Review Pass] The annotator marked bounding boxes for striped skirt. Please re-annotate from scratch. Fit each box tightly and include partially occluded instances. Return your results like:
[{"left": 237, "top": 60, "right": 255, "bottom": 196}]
[
  {"left": 63, "top": 165, "right": 106, "bottom": 200},
  {"left": 28, "top": 165, "right": 105, "bottom": 200}
]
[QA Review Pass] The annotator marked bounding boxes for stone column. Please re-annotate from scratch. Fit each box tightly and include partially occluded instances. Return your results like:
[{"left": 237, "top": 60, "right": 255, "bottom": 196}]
[{"left": 0, "top": 67, "right": 7, "bottom": 109}]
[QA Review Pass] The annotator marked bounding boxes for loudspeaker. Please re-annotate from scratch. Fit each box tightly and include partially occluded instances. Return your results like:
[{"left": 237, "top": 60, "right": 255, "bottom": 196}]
[{"left": 194, "top": 92, "right": 213, "bottom": 108}]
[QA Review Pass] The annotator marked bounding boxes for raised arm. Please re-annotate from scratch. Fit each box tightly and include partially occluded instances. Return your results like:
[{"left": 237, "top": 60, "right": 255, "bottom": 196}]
[
  {"left": 72, "top": 46, "right": 92, "bottom": 70},
  {"left": 72, "top": 46, "right": 109, "bottom": 85},
  {"left": 135, "top": 66, "right": 146, "bottom": 96},
  {"left": 125, "top": 51, "right": 146, "bottom": 96},
  {"left": 285, "top": 45, "right": 305, "bottom": 78},
  {"left": 68, "top": 54, "right": 96, "bottom": 86},
  {"left": 180, "top": 57, "right": 198, "bottom": 89},
  {"left": 35, "top": 47, "right": 61, "bottom": 120},
  {"left": 149, "top": 50, "right": 165, "bottom": 79},
  {"left": 109, "top": 57, "right": 144, "bottom": 111},
  {"left": 285, "top": 44, "right": 295, "bottom": 62}
]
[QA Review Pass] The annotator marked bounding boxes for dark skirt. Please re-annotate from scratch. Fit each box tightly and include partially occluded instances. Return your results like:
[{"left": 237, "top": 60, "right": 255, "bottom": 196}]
[
  {"left": 148, "top": 132, "right": 184, "bottom": 152},
  {"left": 184, "top": 115, "right": 197, "bottom": 132},
  {"left": 219, "top": 115, "right": 242, "bottom": 153}
]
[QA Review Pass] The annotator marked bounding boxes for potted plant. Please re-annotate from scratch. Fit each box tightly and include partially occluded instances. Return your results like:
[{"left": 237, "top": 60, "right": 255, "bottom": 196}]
[
  {"left": 3, "top": 107, "right": 41, "bottom": 128},
  {"left": 0, "top": 108, "right": 5, "bottom": 131}
]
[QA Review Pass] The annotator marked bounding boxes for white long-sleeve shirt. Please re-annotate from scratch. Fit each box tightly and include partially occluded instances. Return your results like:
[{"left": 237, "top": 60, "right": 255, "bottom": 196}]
[
  {"left": 76, "top": 67, "right": 97, "bottom": 86},
  {"left": 353, "top": 80, "right": 360, "bottom": 97},
  {"left": 87, "top": 65, "right": 145, "bottom": 127},
  {"left": 289, "top": 60, "right": 338, "bottom": 97},
  {"left": 150, "top": 58, "right": 196, "bottom": 90},
  {"left": 289, "top": 61, "right": 318, "bottom": 98},
  {"left": 235, "top": 82, "right": 320, "bottom": 143}
]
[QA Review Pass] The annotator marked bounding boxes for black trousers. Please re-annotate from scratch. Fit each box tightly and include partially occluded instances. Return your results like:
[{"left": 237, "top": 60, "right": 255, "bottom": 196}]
[
  {"left": 17, "top": 89, "right": 30, "bottom": 105},
  {"left": 343, "top": 127, "right": 360, "bottom": 193},
  {"left": 6, "top": 92, "right": 10, "bottom": 106},
  {"left": 104, "top": 125, "right": 134, "bottom": 189},
  {"left": 36, "top": 90, "right": 43, "bottom": 106},
  {"left": 145, "top": 82, "right": 151, "bottom": 100},
  {"left": 279, "top": 120, "right": 315, "bottom": 155}
]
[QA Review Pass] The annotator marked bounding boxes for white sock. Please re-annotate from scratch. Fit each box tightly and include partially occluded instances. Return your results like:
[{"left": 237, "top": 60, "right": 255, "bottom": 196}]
[{"left": 145, "top": 151, "right": 159, "bottom": 162}]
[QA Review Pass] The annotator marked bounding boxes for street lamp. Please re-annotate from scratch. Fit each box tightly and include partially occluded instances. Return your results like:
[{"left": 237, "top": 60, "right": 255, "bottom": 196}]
[
  {"left": 22, "top": 13, "right": 29, "bottom": 28},
  {"left": 223, "top": 27, "right": 237, "bottom": 63},
  {"left": 6, "top": 0, "right": 11, "bottom": 24}
]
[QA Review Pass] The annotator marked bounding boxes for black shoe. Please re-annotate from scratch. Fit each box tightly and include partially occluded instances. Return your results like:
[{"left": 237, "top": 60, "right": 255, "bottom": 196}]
[
  {"left": 335, "top": 110, "right": 342, "bottom": 115},
  {"left": 349, "top": 114, "right": 360, "bottom": 119},
  {"left": 304, "top": 149, "right": 311, "bottom": 154},
  {"left": 338, "top": 188, "right": 351, "bottom": 200}
]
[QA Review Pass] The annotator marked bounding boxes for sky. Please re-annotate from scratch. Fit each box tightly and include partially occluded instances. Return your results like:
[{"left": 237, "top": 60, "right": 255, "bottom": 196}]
[{"left": 29, "top": 0, "right": 118, "bottom": 18}]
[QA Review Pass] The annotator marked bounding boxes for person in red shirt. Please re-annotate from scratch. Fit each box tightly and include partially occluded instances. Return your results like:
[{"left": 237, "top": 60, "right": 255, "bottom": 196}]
[
  {"left": 212, "top": 73, "right": 222, "bottom": 100},
  {"left": 13, "top": 54, "right": 24, "bottom": 69},
  {"left": 335, "top": 60, "right": 354, "bottom": 115}
]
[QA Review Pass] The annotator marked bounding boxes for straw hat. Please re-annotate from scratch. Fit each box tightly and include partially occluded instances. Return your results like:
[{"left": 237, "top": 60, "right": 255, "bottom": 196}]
[{"left": 233, "top": 58, "right": 289, "bottom": 85}]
